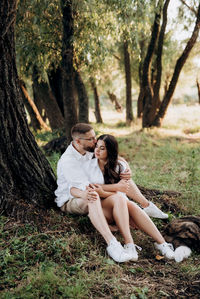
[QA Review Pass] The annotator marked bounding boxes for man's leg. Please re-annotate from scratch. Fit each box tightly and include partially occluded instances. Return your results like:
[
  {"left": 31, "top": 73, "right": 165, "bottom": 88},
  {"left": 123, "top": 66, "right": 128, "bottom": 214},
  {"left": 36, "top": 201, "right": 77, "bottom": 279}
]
[{"left": 87, "top": 197, "right": 115, "bottom": 245}]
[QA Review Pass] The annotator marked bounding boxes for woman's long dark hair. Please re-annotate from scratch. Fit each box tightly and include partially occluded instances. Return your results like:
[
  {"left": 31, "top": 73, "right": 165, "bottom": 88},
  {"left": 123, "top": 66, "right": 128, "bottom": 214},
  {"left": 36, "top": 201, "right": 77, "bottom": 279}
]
[{"left": 97, "top": 134, "right": 123, "bottom": 184}]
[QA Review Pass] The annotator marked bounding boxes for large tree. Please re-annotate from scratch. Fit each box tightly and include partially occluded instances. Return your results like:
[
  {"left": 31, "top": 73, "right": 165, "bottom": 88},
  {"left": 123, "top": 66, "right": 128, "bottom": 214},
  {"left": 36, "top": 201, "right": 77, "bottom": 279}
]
[{"left": 0, "top": 0, "right": 57, "bottom": 218}]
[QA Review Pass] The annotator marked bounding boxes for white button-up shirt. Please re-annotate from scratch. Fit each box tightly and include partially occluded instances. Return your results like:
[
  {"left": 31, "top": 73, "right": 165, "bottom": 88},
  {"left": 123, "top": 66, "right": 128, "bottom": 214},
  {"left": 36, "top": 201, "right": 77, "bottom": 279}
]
[
  {"left": 55, "top": 143, "right": 93, "bottom": 207},
  {"left": 55, "top": 143, "right": 128, "bottom": 207}
]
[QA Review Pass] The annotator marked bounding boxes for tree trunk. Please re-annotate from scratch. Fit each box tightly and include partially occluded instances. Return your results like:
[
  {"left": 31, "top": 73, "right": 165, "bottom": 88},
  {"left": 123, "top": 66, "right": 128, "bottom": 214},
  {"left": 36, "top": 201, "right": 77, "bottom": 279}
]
[
  {"left": 0, "top": 0, "right": 57, "bottom": 218},
  {"left": 90, "top": 78, "right": 103, "bottom": 123},
  {"left": 48, "top": 66, "right": 64, "bottom": 117},
  {"left": 153, "top": 3, "right": 200, "bottom": 127},
  {"left": 137, "top": 38, "right": 145, "bottom": 118},
  {"left": 123, "top": 40, "right": 133, "bottom": 125},
  {"left": 20, "top": 81, "right": 51, "bottom": 132},
  {"left": 152, "top": 0, "right": 170, "bottom": 111},
  {"left": 141, "top": 1, "right": 162, "bottom": 128},
  {"left": 74, "top": 69, "right": 89, "bottom": 123},
  {"left": 196, "top": 78, "right": 200, "bottom": 104},
  {"left": 32, "top": 67, "right": 64, "bottom": 130},
  {"left": 107, "top": 91, "right": 122, "bottom": 112},
  {"left": 61, "top": 0, "right": 78, "bottom": 141}
]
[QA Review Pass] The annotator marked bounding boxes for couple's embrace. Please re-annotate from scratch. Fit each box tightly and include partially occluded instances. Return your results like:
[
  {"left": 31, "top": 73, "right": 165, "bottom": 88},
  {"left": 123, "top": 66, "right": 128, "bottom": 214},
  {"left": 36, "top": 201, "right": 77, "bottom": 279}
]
[{"left": 55, "top": 123, "right": 175, "bottom": 263}]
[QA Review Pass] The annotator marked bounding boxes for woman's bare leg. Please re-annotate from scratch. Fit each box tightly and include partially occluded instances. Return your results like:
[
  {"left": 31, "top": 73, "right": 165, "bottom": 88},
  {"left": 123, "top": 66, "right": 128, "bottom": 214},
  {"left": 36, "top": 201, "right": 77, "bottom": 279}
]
[
  {"left": 101, "top": 194, "right": 134, "bottom": 244},
  {"left": 126, "top": 180, "right": 149, "bottom": 208},
  {"left": 127, "top": 201, "right": 165, "bottom": 244}
]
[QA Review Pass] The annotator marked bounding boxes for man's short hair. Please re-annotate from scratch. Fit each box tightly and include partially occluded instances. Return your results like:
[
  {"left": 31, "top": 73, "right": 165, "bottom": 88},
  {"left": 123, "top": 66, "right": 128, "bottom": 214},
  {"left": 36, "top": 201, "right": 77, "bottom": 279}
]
[{"left": 71, "top": 123, "right": 93, "bottom": 139}]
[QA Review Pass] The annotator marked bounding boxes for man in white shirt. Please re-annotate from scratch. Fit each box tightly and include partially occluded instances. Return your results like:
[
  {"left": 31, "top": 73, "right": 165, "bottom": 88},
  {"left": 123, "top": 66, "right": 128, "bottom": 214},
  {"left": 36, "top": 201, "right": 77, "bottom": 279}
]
[{"left": 55, "top": 123, "right": 170, "bottom": 262}]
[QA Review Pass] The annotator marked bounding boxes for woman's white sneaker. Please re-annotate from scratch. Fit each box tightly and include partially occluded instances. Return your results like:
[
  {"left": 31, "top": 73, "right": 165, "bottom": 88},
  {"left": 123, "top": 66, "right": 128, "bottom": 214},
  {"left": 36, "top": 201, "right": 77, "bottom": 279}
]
[
  {"left": 107, "top": 238, "right": 132, "bottom": 263},
  {"left": 154, "top": 242, "right": 175, "bottom": 259},
  {"left": 124, "top": 243, "right": 141, "bottom": 261},
  {"left": 143, "top": 202, "right": 168, "bottom": 219}
]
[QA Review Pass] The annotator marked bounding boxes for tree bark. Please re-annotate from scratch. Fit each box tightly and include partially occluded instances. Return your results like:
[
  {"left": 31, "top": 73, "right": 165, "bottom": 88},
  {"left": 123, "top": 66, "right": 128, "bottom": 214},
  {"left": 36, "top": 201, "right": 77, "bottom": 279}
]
[
  {"left": 137, "top": 38, "right": 145, "bottom": 118},
  {"left": 61, "top": 0, "right": 78, "bottom": 141},
  {"left": 48, "top": 66, "right": 64, "bottom": 117},
  {"left": 141, "top": 1, "right": 162, "bottom": 128},
  {"left": 0, "top": 0, "right": 57, "bottom": 218},
  {"left": 123, "top": 40, "right": 133, "bottom": 125},
  {"left": 32, "top": 67, "right": 64, "bottom": 130},
  {"left": 20, "top": 81, "right": 51, "bottom": 131},
  {"left": 74, "top": 69, "right": 89, "bottom": 123},
  {"left": 90, "top": 78, "right": 103, "bottom": 123},
  {"left": 153, "top": 3, "right": 200, "bottom": 127},
  {"left": 107, "top": 91, "right": 122, "bottom": 112},
  {"left": 196, "top": 78, "right": 200, "bottom": 104},
  {"left": 153, "top": 0, "right": 170, "bottom": 110}
]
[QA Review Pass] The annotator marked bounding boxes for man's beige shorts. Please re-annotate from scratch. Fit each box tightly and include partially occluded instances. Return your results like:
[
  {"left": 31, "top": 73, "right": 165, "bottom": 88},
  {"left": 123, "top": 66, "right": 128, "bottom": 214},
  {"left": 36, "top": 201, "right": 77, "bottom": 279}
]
[{"left": 60, "top": 198, "right": 88, "bottom": 215}]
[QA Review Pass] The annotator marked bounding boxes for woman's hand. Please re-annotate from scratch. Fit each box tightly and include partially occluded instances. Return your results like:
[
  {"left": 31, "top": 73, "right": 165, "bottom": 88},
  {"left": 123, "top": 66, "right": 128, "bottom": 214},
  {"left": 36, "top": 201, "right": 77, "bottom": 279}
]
[
  {"left": 116, "top": 179, "right": 130, "bottom": 193},
  {"left": 89, "top": 184, "right": 105, "bottom": 197},
  {"left": 120, "top": 168, "right": 132, "bottom": 180},
  {"left": 89, "top": 184, "right": 116, "bottom": 198}
]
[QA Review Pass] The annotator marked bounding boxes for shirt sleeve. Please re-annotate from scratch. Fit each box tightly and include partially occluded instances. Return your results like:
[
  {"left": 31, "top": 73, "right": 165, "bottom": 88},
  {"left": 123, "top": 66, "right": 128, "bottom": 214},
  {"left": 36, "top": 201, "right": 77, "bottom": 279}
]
[
  {"left": 58, "top": 156, "right": 90, "bottom": 194},
  {"left": 117, "top": 160, "right": 127, "bottom": 173}
]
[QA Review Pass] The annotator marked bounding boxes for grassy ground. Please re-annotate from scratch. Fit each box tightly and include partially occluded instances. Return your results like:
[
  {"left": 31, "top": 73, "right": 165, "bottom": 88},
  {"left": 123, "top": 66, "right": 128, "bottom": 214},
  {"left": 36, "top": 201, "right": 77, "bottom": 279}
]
[{"left": 1, "top": 104, "right": 200, "bottom": 298}]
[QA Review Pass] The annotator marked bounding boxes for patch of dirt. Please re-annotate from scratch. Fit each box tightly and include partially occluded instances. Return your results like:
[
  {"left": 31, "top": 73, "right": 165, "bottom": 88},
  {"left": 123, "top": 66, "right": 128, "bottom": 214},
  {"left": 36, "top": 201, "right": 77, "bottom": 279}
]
[{"left": 138, "top": 185, "right": 186, "bottom": 215}]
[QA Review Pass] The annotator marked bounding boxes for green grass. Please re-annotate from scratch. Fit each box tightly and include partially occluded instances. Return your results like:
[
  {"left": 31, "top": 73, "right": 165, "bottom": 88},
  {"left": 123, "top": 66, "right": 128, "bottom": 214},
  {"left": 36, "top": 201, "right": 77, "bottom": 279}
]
[{"left": 117, "top": 132, "right": 200, "bottom": 213}]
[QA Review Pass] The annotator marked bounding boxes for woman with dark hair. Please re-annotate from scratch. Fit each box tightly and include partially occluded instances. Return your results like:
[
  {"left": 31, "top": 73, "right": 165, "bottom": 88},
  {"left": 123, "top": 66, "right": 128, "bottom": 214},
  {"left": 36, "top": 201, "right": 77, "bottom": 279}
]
[{"left": 82, "top": 134, "right": 175, "bottom": 261}]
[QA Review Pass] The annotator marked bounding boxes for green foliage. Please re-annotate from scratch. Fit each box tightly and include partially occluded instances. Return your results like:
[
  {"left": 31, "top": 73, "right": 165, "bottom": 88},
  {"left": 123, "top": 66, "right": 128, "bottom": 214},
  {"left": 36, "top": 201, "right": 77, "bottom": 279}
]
[{"left": 16, "top": 0, "right": 62, "bottom": 79}]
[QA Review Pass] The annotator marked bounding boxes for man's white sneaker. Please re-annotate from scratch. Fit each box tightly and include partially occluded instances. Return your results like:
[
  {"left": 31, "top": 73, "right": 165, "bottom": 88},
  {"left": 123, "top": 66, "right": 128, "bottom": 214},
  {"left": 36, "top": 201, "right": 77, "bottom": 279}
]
[
  {"left": 124, "top": 243, "right": 142, "bottom": 261},
  {"left": 154, "top": 242, "right": 175, "bottom": 259},
  {"left": 143, "top": 202, "right": 168, "bottom": 219},
  {"left": 107, "top": 238, "right": 132, "bottom": 263}
]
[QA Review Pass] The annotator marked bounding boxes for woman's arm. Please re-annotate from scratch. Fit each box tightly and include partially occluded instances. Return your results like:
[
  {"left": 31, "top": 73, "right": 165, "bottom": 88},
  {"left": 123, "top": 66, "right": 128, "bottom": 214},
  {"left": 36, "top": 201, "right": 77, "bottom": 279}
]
[
  {"left": 118, "top": 156, "right": 132, "bottom": 180},
  {"left": 97, "top": 179, "right": 129, "bottom": 194},
  {"left": 89, "top": 184, "right": 116, "bottom": 198}
]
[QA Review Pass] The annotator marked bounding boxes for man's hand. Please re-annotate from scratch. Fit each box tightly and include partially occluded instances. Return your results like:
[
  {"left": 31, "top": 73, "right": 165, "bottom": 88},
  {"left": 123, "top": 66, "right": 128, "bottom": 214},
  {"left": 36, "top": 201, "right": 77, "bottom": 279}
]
[
  {"left": 120, "top": 168, "right": 132, "bottom": 180},
  {"left": 116, "top": 179, "right": 129, "bottom": 193},
  {"left": 86, "top": 186, "right": 99, "bottom": 202}
]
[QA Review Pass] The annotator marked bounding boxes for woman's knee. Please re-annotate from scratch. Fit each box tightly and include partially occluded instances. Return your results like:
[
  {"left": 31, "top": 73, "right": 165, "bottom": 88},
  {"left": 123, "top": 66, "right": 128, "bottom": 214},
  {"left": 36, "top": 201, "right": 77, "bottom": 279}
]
[{"left": 113, "top": 194, "right": 128, "bottom": 206}]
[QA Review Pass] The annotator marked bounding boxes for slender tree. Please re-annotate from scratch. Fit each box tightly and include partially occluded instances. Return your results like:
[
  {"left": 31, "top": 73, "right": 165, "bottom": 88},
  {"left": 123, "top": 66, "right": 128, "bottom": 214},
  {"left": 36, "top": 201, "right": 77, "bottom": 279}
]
[
  {"left": 90, "top": 78, "right": 103, "bottom": 123},
  {"left": 0, "top": 0, "right": 57, "bottom": 218},
  {"left": 123, "top": 40, "right": 134, "bottom": 124},
  {"left": 197, "top": 78, "right": 200, "bottom": 104},
  {"left": 20, "top": 81, "right": 51, "bottom": 132},
  {"left": 61, "top": 0, "right": 77, "bottom": 141}
]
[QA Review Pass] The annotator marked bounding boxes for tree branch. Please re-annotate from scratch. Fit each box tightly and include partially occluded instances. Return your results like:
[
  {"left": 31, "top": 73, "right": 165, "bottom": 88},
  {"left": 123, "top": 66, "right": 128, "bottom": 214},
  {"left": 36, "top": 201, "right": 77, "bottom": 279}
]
[{"left": 180, "top": 0, "right": 197, "bottom": 16}]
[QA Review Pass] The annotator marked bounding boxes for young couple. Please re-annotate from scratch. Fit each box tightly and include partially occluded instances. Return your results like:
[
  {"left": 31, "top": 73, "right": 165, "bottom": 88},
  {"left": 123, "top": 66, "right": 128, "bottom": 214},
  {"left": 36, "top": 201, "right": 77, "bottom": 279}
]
[{"left": 55, "top": 123, "right": 175, "bottom": 263}]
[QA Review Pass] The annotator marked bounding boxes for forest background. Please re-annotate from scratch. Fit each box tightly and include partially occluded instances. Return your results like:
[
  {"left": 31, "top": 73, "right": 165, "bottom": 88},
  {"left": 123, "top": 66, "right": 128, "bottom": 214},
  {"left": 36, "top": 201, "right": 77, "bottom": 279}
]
[{"left": 0, "top": 0, "right": 200, "bottom": 298}]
